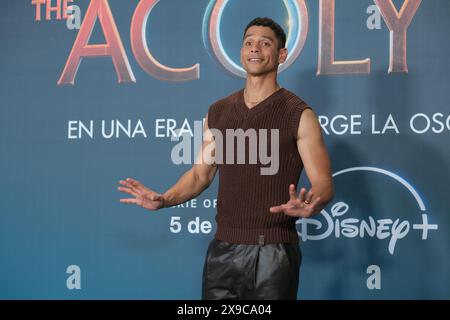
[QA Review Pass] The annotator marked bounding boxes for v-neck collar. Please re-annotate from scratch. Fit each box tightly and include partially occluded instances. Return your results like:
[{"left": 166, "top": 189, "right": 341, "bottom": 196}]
[{"left": 235, "top": 87, "right": 285, "bottom": 118}]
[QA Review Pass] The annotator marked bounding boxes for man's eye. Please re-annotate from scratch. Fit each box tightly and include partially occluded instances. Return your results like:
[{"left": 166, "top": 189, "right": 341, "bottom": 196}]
[{"left": 263, "top": 42, "right": 270, "bottom": 46}]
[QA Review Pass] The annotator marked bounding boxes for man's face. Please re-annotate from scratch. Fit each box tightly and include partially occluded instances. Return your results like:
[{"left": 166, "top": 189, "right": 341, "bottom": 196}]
[{"left": 240, "top": 25, "right": 287, "bottom": 76}]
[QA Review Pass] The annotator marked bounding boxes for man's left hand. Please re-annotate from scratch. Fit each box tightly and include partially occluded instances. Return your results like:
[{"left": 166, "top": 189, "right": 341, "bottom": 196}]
[{"left": 269, "top": 184, "right": 321, "bottom": 218}]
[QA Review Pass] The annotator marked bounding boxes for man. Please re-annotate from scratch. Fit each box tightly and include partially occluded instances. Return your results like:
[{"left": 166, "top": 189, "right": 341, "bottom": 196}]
[{"left": 118, "top": 17, "right": 334, "bottom": 300}]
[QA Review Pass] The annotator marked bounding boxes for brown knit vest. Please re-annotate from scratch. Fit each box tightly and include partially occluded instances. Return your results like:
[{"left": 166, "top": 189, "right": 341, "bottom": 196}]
[{"left": 207, "top": 87, "right": 311, "bottom": 244}]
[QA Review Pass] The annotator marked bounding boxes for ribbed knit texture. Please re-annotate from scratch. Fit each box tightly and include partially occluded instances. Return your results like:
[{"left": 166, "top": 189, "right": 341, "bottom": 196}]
[{"left": 208, "top": 88, "right": 311, "bottom": 244}]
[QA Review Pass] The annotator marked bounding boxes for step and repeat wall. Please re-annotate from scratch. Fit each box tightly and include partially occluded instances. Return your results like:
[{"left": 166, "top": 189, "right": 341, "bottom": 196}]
[{"left": 1, "top": 0, "right": 449, "bottom": 299}]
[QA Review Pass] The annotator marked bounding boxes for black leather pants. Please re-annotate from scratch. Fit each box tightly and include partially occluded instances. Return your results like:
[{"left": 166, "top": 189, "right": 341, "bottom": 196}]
[{"left": 202, "top": 239, "right": 301, "bottom": 300}]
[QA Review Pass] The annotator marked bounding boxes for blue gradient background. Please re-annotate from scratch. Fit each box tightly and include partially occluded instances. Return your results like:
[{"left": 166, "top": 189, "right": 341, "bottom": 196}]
[{"left": 0, "top": 0, "right": 449, "bottom": 299}]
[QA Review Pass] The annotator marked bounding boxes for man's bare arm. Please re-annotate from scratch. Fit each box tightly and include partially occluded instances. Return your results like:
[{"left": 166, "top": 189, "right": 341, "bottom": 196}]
[
  {"left": 270, "top": 108, "right": 334, "bottom": 218},
  {"left": 162, "top": 115, "right": 217, "bottom": 207},
  {"left": 118, "top": 114, "right": 217, "bottom": 210},
  {"left": 296, "top": 108, "right": 334, "bottom": 214}
]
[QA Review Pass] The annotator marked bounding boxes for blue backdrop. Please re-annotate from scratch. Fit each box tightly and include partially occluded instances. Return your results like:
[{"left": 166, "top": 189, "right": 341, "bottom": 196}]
[{"left": 0, "top": 0, "right": 449, "bottom": 299}]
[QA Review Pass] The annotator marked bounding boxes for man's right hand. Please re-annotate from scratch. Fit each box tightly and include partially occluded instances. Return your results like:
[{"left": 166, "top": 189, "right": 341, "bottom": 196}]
[{"left": 118, "top": 178, "right": 164, "bottom": 211}]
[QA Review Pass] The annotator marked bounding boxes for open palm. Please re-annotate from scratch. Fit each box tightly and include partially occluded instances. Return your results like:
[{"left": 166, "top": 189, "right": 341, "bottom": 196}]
[
  {"left": 269, "top": 184, "right": 321, "bottom": 218},
  {"left": 118, "top": 178, "right": 164, "bottom": 211}
]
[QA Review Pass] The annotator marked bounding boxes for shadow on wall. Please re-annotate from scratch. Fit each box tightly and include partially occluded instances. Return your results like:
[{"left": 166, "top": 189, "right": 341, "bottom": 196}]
[
  {"left": 293, "top": 66, "right": 450, "bottom": 299},
  {"left": 368, "top": 69, "right": 450, "bottom": 298},
  {"left": 293, "top": 66, "right": 381, "bottom": 299},
  {"left": 297, "top": 137, "right": 379, "bottom": 299}
]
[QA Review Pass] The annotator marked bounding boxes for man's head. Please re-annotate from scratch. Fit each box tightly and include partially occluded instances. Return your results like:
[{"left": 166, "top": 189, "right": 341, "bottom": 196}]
[
  {"left": 241, "top": 17, "right": 288, "bottom": 76},
  {"left": 244, "top": 17, "right": 286, "bottom": 50}
]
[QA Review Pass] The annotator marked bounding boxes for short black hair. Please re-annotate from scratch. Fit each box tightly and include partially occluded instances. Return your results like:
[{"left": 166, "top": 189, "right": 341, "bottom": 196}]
[{"left": 243, "top": 17, "right": 286, "bottom": 50}]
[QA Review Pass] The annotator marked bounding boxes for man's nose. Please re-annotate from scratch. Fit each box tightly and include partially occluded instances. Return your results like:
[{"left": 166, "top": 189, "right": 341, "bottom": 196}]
[{"left": 250, "top": 45, "right": 260, "bottom": 53}]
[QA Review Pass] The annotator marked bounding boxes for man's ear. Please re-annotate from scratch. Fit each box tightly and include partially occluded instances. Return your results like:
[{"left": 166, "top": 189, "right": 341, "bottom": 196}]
[{"left": 278, "top": 47, "right": 288, "bottom": 64}]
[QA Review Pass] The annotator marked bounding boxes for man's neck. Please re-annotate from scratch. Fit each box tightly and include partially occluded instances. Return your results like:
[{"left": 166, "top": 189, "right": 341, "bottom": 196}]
[{"left": 244, "top": 74, "right": 281, "bottom": 107}]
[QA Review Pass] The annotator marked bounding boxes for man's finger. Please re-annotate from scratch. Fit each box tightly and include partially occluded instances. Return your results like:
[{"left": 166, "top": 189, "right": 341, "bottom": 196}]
[
  {"left": 119, "top": 198, "right": 138, "bottom": 204},
  {"left": 272, "top": 204, "right": 297, "bottom": 216},
  {"left": 270, "top": 203, "right": 295, "bottom": 213},
  {"left": 270, "top": 205, "right": 285, "bottom": 213},
  {"left": 281, "top": 203, "right": 296, "bottom": 210},
  {"left": 305, "top": 190, "right": 314, "bottom": 204},
  {"left": 126, "top": 177, "right": 152, "bottom": 193},
  {"left": 289, "top": 184, "right": 298, "bottom": 201},
  {"left": 126, "top": 178, "right": 142, "bottom": 188},
  {"left": 119, "top": 180, "right": 138, "bottom": 192},
  {"left": 299, "top": 188, "right": 307, "bottom": 202},
  {"left": 118, "top": 186, "right": 139, "bottom": 198}
]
